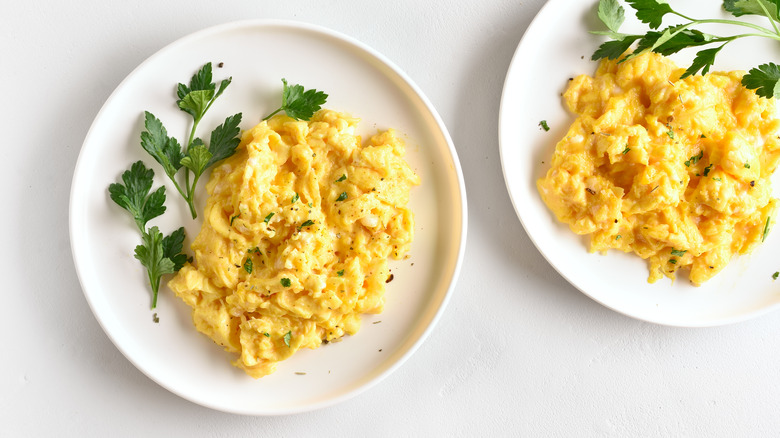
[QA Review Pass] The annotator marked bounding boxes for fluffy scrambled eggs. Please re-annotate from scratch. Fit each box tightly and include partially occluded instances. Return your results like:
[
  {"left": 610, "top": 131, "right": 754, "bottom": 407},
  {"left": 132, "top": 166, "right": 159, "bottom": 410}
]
[
  {"left": 537, "top": 52, "right": 780, "bottom": 285},
  {"left": 168, "top": 110, "right": 419, "bottom": 378}
]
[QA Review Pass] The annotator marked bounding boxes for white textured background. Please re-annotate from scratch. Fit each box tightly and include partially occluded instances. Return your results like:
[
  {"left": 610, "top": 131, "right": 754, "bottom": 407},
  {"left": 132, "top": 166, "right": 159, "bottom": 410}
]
[{"left": 3, "top": 0, "right": 780, "bottom": 436}]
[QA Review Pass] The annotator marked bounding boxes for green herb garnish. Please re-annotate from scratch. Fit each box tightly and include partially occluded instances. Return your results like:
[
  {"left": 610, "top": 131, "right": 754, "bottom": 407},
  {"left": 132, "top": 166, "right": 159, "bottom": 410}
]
[
  {"left": 281, "top": 278, "right": 292, "bottom": 287},
  {"left": 264, "top": 212, "right": 275, "bottom": 224},
  {"left": 141, "top": 63, "right": 242, "bottom": 219},
  {"left": 299, "top": 219, "right": 315, "bottom": 230},
  {"left": 336, "top": 192, "right": 348, "bottom": 202},
  {"left": 243, "top": 258, "right": 253, "bottom": 274},
  {"left": 671, "top": 248, "right": 687, "bottom": 257},
  {"left": 291, "top": 192, "right": 299, "bottom": 204},
  {"left": 337, "top": 269, "right": 345, "bottom": 276},
  {"left": 685, "top": 150, "right": 703, "bottom": 167},
  {"left": 591, "top": 0, "right": 780, "bottom": 98},
  {"left": 539, "top": 120, "right": 550, "bottom": 131},
  {"left": 336, "top": 174, "right": 347, "bottom": 182},
  {"left": 763, "top": 215, "right": 771, "bottom": 242},
  {"left": 669, "top": 258, "right": 677, "bottom": 264},
  {"left": 109, "top": 161, "right": 187, "bottom": 309},
  {"left": 283, "top": 330, "right": 292, "bottom": 347},
  {"left": 622, "top": 146, "right": 630, "bottom": 154},
  {"left": 264, "top": 332, "right": 271, "bottom": 337},
  {"left": 264, "top": 78, "right": 328, "bottom": 120},
  {"left": 703, "top": 163, "right": 713, "bottom": 176},
  {"left": 773, "top": 272, "right": 779, "bottom": 280},
  {"left": 744, "top": 163, "right": 751, "bottom": 168}
]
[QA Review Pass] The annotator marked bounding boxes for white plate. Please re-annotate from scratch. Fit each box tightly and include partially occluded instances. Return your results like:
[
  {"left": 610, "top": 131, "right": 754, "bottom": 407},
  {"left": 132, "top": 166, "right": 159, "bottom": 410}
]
[
  {"left": 70, "top": 20, "right": 467, "bottom": 415},
  {"left": 499, "top": 0, "right": 780, "bottom": 327}
]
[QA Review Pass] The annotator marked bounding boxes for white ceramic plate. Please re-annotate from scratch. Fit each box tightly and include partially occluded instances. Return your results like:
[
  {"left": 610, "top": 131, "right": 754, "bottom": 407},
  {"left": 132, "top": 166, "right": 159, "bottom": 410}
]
[
  {"left": 499, "top": 0, "right": 780, "bottom": 327},
  {"left": 70, "top": 20, "right": 466, "bottom": 415}
]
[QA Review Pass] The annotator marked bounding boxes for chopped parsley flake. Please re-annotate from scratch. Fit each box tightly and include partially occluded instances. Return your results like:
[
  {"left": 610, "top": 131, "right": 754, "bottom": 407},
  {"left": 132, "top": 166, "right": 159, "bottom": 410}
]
[
  {"left": 336, "top": 192, "right": 348, "bottom": 202},
  {"left": 622, "top": 147, "right": 630, "bottom": 154},
  {"left": 671, "top": 249, "right": 687, "bottom": 257},
  {"left": 684, "top": 150, "right": 703, "bottom": 167},
  {"left": 336, "top": 174, "right": 347, "bottom": 182},
  {"left": 666, "top": 129, "right": 675, "bottom": 139},
  {"left": 539, "top": 120, "right": 550, "bottom": 131},
  {"left": 337, "top": 269, "right": 345, "bottom": 276},
  {"left": 669, "top": 259, "right": 677, "bottom": 265},
  {"left": 763, "top": 216, "right": 771, "bottom": 242},
  {"left": 744, "top": 163, "right": 751, "bottom": 169},
  {"left": 713, "top": 177, "right": 722, "bottom": 181},
  {"left": 774, "top": 272, "right": 779, "bottom": 280},
  {"left": 291, "top": 192, "right": 299, "bottom": 204},
  {"left": 299, "top": 219, "right": 315, "bottom": 230},
  {"left": 264, "top": 212, "right": 275, "bottom": 224},
  {"left": 700, "top": 134, "right": 706, "bottom": 138},
  {"left": 264, "top": 332, "right": 271, "bottom": 337},
  {"left": 703, "top": 164, "right": 713, "bottom": 177},
  {"left": 243, "top": 258, "right": 253, "bottom": 274},
  {"left": 281, "top": 278, "right": 291, "bottom": 287},
  {"left": 283, "top": 330, "right": 292, "bottom": 347},
  {"left": 230, "top": 214, "right": 239, "bottom": 225}
]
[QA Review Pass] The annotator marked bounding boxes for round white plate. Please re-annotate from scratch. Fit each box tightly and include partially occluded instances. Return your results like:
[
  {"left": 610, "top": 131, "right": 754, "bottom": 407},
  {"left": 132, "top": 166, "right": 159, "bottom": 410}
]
[
  {"left": 499, "top": 0, "right": 780, "bottom": 327},
  {"left": 70, "top": 20, "right": 466, "bottom": 415}
]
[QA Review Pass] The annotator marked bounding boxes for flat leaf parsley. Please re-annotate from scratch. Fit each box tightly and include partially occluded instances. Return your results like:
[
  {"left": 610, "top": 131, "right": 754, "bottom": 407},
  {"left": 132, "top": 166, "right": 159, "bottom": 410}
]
[
  {"left": 109, "top": 161, "right": 188, "bottom": 309},
  {"left": 264, "top": 78, "right": 328, "bottom": 121},
  {"left": 591, "top": 0, "right": 780, "bottom": 97},
  {"left": 141, "top": 62, "right": 242, "bottom": 219}
]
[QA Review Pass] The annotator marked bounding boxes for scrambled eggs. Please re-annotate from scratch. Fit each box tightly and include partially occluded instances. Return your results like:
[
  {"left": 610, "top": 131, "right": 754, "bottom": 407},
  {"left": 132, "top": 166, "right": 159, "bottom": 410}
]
[
  {"left": 168, "top": 110, "right": 419, "bottom": 378},
  {"left": 537, "top": 52, "right": 780, "bottom": 285}
]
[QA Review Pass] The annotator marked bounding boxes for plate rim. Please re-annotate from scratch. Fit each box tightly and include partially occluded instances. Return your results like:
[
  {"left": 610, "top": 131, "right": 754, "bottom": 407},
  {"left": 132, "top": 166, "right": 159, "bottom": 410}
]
[{"left": 69, "top": 18, "right": 468, "bottom": 414}]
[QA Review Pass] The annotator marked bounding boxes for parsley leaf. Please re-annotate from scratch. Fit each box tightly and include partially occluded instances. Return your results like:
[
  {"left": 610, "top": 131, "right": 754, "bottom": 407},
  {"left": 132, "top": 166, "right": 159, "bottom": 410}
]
[
  {"left": 108, "top": 161, "right": 166, "bottom": 232},
  {"left": 593, "top": 36, "right": 642, "bottom": 60},
  {"left": 291, "top": 192, "right": 299, "bottom": 204},
  {"left": 264, "top": 79, "right": 328, "bottom": 121},
  {"left": 724, "top": 0, "right": 780, "bottom": 21},
  {"left": 336, "top": 192, "right": 348, "bottom": 202},
  {"left": 140, "top": 111, "right": 184, "bottom": 179},
  {"left": 336, "top": 174, "right": 347, "bottom": 182},
  {"left": 671, "top": 248, "right": 687, "bottom": 257},
  {"left": 206, "top": 113, "right": 242, "bottom": 168},
  {"left": 161, "top": 227, "right": 189, "bottom": 271},
  {"left": 681, "top": 45, "right": 725, "bottom": 78},
  {"left": 626, "top": 0, "right": 674, "bottom": 29},
  {"left": 281, "top": 278, "right": 292, "bottom": 287},
  {"left": 598, "top": 0, "right": 626, "bottom": 33},
  {"left": 134, "top": 226, "right": 176, "bottom": 309},
  {"left": 243, "top": 257, "right": 253, "bottom": 274},
  {"left": 742, "top": 63, "right": 780, "bottom": 98},
  {"left": 283, "top": 330, "right": 292, "bottom": 347}
]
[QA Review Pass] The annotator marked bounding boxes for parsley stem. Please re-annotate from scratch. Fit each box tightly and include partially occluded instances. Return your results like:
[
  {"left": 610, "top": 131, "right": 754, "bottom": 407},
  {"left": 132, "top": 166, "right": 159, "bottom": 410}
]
[
  {"left": 756, "top": 0, "right": 780, "bottom": 37},
  {"left": 685, "top": 19, "right": 780, "bottom": 40},
  {"left": 263, "top": 108, "right": 282, "bottom": 121},
  {"left": 148, "top": 265, "right": 160, "bottom": 309}
]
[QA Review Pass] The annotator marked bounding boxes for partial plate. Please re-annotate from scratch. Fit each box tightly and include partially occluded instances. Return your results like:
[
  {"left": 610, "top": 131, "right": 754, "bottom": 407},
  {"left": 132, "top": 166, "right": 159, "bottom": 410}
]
[
  {"left": 499, "top": 0, "right": 780, "bottom": 327},
  {"left": 70, "top": 20, "right": 466, "bottom": 415}
]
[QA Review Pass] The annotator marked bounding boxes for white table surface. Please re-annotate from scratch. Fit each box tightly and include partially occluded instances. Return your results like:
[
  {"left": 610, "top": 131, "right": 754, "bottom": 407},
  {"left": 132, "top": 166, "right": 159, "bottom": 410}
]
[{"left": 4, "top": 0, "right": 780, "bottom": 436}]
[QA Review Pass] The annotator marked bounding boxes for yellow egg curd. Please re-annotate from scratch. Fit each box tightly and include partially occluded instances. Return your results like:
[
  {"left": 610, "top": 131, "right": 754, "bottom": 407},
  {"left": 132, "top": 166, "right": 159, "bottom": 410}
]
[
  {"left": 537, "top": 52, "right": 780, "bottom": 285},
  {"left": 168, "top": 110, "right": 419, "bottom": 378}
]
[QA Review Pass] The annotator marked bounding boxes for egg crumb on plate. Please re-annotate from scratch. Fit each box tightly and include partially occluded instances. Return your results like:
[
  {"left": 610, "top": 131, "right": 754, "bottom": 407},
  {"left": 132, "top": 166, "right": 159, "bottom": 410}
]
[
  {"left": 168, "top": 109, "right": 420, "bottom": 378},
  {"left": 537, "top": 52, "right": 780, "bottom": 285}
]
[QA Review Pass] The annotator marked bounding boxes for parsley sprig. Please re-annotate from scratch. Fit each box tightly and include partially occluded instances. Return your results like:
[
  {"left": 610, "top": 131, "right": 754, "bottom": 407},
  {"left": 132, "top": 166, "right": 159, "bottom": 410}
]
[
  {"left": 263, "top": 79, "right": 328, "bottom": 121},
  {"left": 109, "top": 161, "right": 188, "bottom": 308},
  {"left": 142, "top": 63, "right": 242, "bottom": 218},
  {"left": 592, "top": 0, "right": 780, "bottom": 97}
]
